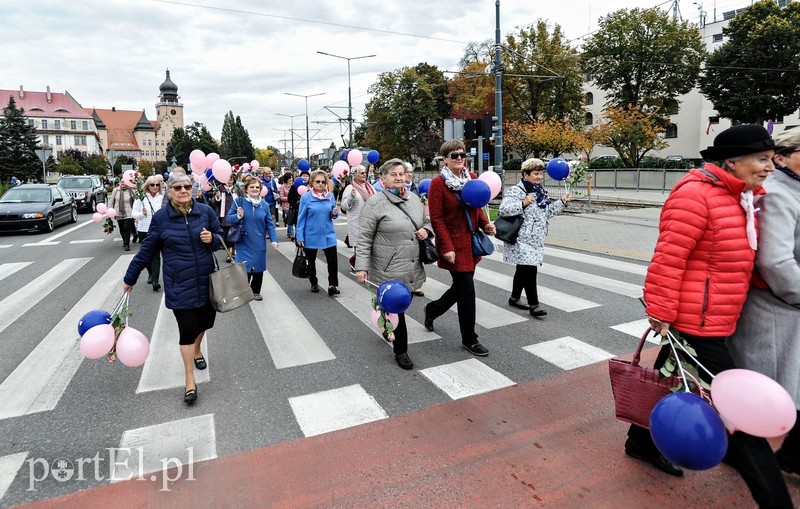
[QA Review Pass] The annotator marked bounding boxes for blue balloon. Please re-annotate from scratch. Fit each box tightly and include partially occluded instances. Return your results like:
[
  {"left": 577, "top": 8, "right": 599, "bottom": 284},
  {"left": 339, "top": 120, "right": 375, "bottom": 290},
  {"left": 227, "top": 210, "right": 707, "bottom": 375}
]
[
  {"left": 417, "top": 178, "right": 432, "bottom": 196},
  {"left": 340, "top": 150, "right": 349, "bottom": 161},
  {"left": 205, "top": 168, "right": 213, "bottom": 179},
  {"left": 377, "top": 280, "right": 412, "bottom": 314},
  {"left": 163, "top": 172, "right": 170, "bottom": 179},
  {"left": 78, "top": 310, "right": 112, "bottom": 337},
  {"left": 294, "top": 177, "right": 306, "bottom": 188},
  {"left": 367, "top": 149, "right": 380, "bottom": 164},
  {"left": 298, "top": 159, "right": 311, "bottom": 172},
  {"left": 461, "top": 179, "right": 492, "bottom": 208},
  {"left": 546, "top": 158, "right": 570, "bottom": 181},
  {"left": 649, "top": 392, "right": 728, "bottom": 470}
]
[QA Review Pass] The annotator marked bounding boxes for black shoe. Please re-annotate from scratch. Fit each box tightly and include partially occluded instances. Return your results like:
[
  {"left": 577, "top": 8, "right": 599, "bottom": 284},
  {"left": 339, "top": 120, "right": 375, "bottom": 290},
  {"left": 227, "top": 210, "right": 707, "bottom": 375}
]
[
  {"left": 132, "top": 237, "right": 137, "bottom": 244},
  {"left": 193, "top": 356, "right": 207, "bottom": 370},
  {"left": 412, "top": 289, "right": 424, "bottom": 297},
  {"left": 328, "top": 286, "right": 340, "bottom": 296},
  {"left": 311, "top": 284, "right": 320, "bottom": 293},
  {"left": 183, "top": 387, "right": 197, "bottom": 404},
  {"left": 625, "top": 440, "right": 683, "bottom": 477},
  {"left": 776, "top": 448, "right": 799, "bottom": 475},
  {"left": 508, "top": 297, "right": 529, "bottom": 310},
  {"left": 463, "top": 342, "right": 489, "bottom": 356},
  {"left": 395, "top": 353, "right": 414, "bottom": 370},
  {"left": 424, "top": 303, "right": 434, "bottom": 331},
  {"left": 123, "top": 245, "right": 130, "bottom": 251},
  {"left": 152, "top": 282, "right": 161, "bottom": 291},
  {"left": 530, "top": 306, "right": 548, "bottom": 317}
]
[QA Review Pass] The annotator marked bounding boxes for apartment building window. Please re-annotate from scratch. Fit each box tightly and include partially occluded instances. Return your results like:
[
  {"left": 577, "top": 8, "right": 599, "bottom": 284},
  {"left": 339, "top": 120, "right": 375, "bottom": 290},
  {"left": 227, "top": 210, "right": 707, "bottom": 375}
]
[
  {"left": 665, "top": 124, "right": 678, "bottom": 139},
  {"left": 585, "top": 71, "right": 594, "bottom": 82},
  {"left": 585, "top": 92, "right": 593, "bottom": 106},
  {"left": 75, "top": 135, "right": 87, "bottom": 145},
  {"left": 585, "top": 112, "right": 594, "bottom": 125},
  {"left": 41, "top": 119, "right": 48, "bottom": 129},
  {"left": 83, "top": 120, "right": 89, "bottom": 130},
  {"left": 28, "top": 119, "right": 34, "bottom": 127},
  {"left": 55, "top": 135, "right": 62, "bottom": 145},
  {"left": 70, "top": 120, "right": 77, "bottom": 130},
  {"left": 713, "top": 33, "right": 723, "bottom": 43},
  {"left": 42, "top": 135, "right": 49, "bottom": 145},
  {"left": 54, "top": 120, "right": 61, "bottom": 130}
]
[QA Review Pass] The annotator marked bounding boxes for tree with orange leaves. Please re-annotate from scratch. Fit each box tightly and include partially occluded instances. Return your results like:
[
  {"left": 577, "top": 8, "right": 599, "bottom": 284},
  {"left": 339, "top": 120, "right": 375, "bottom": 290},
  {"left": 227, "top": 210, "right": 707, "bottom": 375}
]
[{"left": 599, "top": 106, "right": 667, "bottom": 168}]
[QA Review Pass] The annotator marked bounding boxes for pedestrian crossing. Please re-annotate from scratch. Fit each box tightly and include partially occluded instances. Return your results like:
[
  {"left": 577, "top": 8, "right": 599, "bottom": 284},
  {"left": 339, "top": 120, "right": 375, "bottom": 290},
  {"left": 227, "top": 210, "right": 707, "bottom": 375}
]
[{"left": 0, "top": 234, "right": 658, "bottom": 503}]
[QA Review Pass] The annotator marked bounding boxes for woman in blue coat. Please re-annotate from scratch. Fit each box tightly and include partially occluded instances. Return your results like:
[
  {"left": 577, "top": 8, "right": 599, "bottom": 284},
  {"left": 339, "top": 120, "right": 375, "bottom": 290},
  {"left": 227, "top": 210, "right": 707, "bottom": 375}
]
[
  {"left": 123, "top": 173, "right": 224, "bottom": 404},
  {"left": 227, "top": 175, "right": 279, "bottom": 301},
  {"left": 297, "top": 170, "right": 340, "bottom": 295}
]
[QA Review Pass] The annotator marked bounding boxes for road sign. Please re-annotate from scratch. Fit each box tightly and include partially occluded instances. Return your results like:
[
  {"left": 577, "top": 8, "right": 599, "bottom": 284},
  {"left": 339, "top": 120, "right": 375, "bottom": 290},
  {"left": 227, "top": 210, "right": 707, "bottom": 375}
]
[
  {"left": 470, "top": 147, "right": 477, "bottom": 156},
  {"left": 482, "top": 153, "right": 489, "bottom": 161}
]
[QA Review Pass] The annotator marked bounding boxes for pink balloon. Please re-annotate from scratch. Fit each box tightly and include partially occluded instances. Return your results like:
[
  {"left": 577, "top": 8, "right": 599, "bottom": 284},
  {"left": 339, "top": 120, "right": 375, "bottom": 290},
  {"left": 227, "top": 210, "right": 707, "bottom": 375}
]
[
  {"left": 385, "top": 312, "right": 399, "bottom": 329},
  {"left": 478, "top": 171, "right": 502, "bottom": 199},
  {"left": 96, "top": 202, "right": 107, "bottom": 214},
  {"left": 241, "top": 163, "right": 251, "bottom": 171},
  {"left": 251, "top": 160, "right": 260, "bottom": 170},
  {"left": 191, "top": 161, "right": 205, "bottom": 175},
  {"left": 259, "top": 186, "right": 268, "bottom": 197},
  {"left": 347, "top": 149, "right": 363, "bottom": 167},
  {"left": 92, "top": 212, "right": 103, "bottom": 222},
  {"left": 189, "top": 149, "right": 206, "bottom": 167},
  {"left": 115, "top": 326, "right": 150, "bottom": 367},
  {"left": 202, "top": 181, "right": 212, "bottom": 191},
  {"left": 332, "top": 167, "right": 343, "bottom": 179},
  {"left": 192, "top": 173, "right": 203, "bottom": 184},
  {"left": 370, "top": 309, "right": 384, "bottom": 332},
  {"left": 105, "top": 208, "right": 117, "bottom": 219},
  {"left": 212, "top": 159, "right": 232, "bottom": 183},
  {"left": 333, "top": 160, "right": 349, "bottom": 174},
  {"left": 711, "top": 368, "right": 797, "bottom": 438},
  {"left": 297, "top": 185, "right": 308, "bottom": 195},
  {"left": 205, "top": 153, "right": 220, "bottom": 169},
  {"left": 80, "top": 324, "right": 116, "bottom": 359}
]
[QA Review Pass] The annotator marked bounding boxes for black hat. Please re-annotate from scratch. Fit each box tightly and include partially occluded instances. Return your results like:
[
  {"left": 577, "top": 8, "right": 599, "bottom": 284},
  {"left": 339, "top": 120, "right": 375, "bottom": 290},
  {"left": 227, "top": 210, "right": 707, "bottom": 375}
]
[{"left": 700, "top": 124, "right": 777, "bottom": 161}]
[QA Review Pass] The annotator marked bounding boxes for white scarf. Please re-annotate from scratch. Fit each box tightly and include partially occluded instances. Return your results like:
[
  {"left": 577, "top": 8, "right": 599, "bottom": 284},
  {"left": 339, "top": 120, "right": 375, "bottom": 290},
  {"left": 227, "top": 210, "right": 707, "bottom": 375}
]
[
  {"left": 245, "top": 196, "right": 262, "bottom": 207},
  {"left": 440, "top": 167, "right": 470, "bottom": 191},
  {"left": 739, "top": 190, "right": 757, "bottom": 250}
]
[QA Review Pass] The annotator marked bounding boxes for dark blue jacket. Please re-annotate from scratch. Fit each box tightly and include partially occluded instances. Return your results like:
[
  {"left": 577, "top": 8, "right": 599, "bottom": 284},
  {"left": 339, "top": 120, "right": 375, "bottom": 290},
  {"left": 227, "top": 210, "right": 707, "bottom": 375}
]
[{"left": 124, "top": 199, "right": 223, "bottom": 310}]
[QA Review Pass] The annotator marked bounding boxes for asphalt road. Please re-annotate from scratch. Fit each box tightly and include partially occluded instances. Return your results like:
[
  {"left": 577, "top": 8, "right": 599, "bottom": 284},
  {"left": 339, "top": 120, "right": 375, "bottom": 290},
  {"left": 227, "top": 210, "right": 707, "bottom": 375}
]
[{"left": 0, "top": 210, "right": 655, "bottom": 506}]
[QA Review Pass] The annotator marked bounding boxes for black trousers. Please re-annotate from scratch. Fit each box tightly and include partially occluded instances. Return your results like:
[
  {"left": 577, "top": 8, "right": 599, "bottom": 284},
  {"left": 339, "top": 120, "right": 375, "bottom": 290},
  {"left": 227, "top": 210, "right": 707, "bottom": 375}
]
[
  {"left": 392, "top": 313, "right": 408, "bottom": 355},
  {"left": 117, "top": 218, "right": 135, "bottom": 247},
  {"left": 627, "top": 332, "right": 793, "bottom": 509},
  {"left": 511, "top": 264, "right": 539, "bottom": 305},
  {"left": 248, "top": 271, "right": 263, "bottom": 294},
  {"left": 426, "top": 271, "right": 477, "bottom": 345},
  {"left": 304, "top": 246, "right": 338, "bottom": 287},
  {"left": 137, "top": 231, "right": 161, "bottom": 283}
]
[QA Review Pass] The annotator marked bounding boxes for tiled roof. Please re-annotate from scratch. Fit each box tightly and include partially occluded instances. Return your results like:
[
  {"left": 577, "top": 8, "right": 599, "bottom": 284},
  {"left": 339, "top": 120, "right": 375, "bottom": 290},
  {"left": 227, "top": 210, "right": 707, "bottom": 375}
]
[
  {"left": 0, "top": 88, "right": 92, "bottom": 119},
  {"left": 87, "top": 108, "right": 155, "bottom": 151}
]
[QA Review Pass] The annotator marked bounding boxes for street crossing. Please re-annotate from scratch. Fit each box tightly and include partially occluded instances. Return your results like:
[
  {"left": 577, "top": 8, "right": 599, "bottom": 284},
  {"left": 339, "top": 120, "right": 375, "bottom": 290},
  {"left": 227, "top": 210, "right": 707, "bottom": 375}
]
[{"left": 0, "top": 224, "right": 655, "bottom": 505}]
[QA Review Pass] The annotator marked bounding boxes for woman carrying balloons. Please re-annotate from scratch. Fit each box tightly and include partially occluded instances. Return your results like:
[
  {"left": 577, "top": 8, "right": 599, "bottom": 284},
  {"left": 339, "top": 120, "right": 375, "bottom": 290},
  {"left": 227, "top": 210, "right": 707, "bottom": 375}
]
[
  {"left": 296, "top": 170, "right": 340, "bottom": 296},
  {"left": 498, "top": 158, "right": 571, "bottom": 316},
  {"left": 226, "top": 175, "right": 279, "bottom": 301},
  {"left": 425, "top": 140, "right": 496, "bottom": 356},
  {"left": 341, "top": 165, "right": 375, "bottom": 252},
  {"left": 209, "top": 174, "right": 238, "bottom": 262},
  {"left": 354, "top": 158, "right": 430, "bottom": 369},
  {"left": 110, "top": 175, "right": 137, "bottom": 251},
  {"left": 123, "top": 173, "right": 224, "bottom": 404},
  {"left": 131, "top": 175, "right": 164, "bottom": 291},
  {"left": 728, "top": 127, "right": 800, "bottom": 478},
  {"left": 629, "top": 125, "right": 793, "bottom": 508}
]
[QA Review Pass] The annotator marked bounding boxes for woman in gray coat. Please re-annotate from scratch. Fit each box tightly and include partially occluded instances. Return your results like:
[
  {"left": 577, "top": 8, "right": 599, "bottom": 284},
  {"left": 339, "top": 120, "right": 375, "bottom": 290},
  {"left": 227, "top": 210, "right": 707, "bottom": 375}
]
[
  {"left": 354, "top": 158, "right": 431, "bottom": 370},
  {"left": 498, "top": 158, "right": 571, "bottom": 317},
  {"left": 728, "top": 128, "right": 800, "bottom": 476}
]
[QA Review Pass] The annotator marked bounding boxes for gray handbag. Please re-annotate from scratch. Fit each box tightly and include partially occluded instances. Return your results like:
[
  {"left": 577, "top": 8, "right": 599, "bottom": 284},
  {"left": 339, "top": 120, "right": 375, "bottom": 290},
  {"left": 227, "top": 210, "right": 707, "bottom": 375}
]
[{"left": 209, "top": 235, "right": 254, "bottom": 312}]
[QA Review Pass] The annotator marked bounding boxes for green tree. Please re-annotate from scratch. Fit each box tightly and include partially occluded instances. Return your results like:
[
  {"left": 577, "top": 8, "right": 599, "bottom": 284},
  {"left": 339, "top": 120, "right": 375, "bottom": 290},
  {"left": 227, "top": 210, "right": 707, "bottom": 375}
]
[
  {"left": 138, "top": 159, "right": 154, "bottom": 177},
  {"left": 166, "top": 123, "right": 220, "bottom": 166},
  {"left": 153, "top": 160, "right": 169, "bottom": 174},
  {"left": 700, "top": 1, "right": 800, "bottom": 124},
  {"left": 84, "top": 154, "right": 109, "bottom": 176},
  {"left": 598, "top": 106, "right": 668, "bottom": 168},
  {"left": 581, "top": 8, "right": 706, "bottom": 122},
  {"left": 0, "top": 95, "right": 41, "bottom": 182},
  {"left": 219, "top": 111, "right": 238, "bottom": 160},
  {"left": 503, "top": 20, "right": 585, "bottom": 122},
  {"left": 112, "top": 155, "right": 136, "bottom": 175},
  {"left": 56, "top": 155, "right": 84, "bottom": 175}
]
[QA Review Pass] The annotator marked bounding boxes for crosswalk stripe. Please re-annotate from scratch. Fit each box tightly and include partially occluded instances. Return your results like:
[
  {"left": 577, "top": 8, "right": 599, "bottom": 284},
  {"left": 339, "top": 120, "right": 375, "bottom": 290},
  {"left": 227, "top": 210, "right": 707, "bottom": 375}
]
[
  {"left": 523, "top": 336, "right": 615, "bottom": 370},
  {"left": 333, "top": 240, "right": 527, "bottom": 330},
  {"left": 419, "top": 358, "right": 515, "bottom": 400},
  {"left": 543, "top": 247, "right": 648, "bottom": 276},
  {"left": 69, "top": 239, "right": 104, "bottom": 244},
  {"left": 0, "top": 257, "right": 92, "bottom": 335},
  {"left": 251, "top": 271, "right": 336, "bottom": 369},
  {"left": 20, "top": 219, "right": 94, "bottom": 246},
  {"left": 111, "top": 414, "right": 216, "bottom": 482},
  {"left": 0, "top": 256, "right": 132, "bottom": 421},
  {"left": 0, "top": 452, "right": 28, "bottom": 501},
  {"left": 473, "top": 266, "right": 600, "bottom": 312},
  {"left": 288, "top": 384, "right": 387, "bottom": 437},
  {"left": 0, "top": 245, "right": 12, "bottom": 249},
  {"left": 611, "top": 319, "right": 658, "bottom": 344},
  {"left": 276, "top": 243, "right": 440, "bottom": 344},
  {"left": 136, "top": 295, "right": 210, "bottom": 394},
  {"left": 0, "top": 262, "right": 33, "bottom": 282},
  {"left": 538, "top": 264, "right": 643, "bottom": 298}
]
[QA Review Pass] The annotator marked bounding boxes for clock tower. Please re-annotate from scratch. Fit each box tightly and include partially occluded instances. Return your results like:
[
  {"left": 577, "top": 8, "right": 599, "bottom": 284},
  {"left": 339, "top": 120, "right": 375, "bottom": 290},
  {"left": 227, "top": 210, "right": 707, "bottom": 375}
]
[{"left": 155, "top": 69, "right": 184, "bottom": 160}]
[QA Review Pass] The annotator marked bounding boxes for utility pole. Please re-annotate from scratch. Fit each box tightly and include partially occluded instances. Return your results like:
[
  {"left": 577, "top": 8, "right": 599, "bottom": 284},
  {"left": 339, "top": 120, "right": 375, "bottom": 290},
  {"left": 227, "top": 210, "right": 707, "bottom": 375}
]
[
  {"left": 316, "top": 51, "right": 376, "bottom": 148},
  {"left": 493, "top": 0, "right": 504, "bottom": 177},
  {"left": 284, "top": 92, "right": 325, "bottom": 161}
]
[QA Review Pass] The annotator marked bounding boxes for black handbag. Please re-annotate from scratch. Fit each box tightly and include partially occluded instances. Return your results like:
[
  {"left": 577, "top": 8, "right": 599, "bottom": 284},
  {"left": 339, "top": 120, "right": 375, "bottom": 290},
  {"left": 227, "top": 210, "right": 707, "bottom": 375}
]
[
  {"left": 291, "top": 246, "right": 309, "bottom": 278},
  {"left": 392, "top": 199, "right": 438, "bottom": 264},
  {"left": 226, "top": 198, "right": 242, "bottom": 243},
  {"left": 494, "top": 214, "right": 524, "bottom": 244}
]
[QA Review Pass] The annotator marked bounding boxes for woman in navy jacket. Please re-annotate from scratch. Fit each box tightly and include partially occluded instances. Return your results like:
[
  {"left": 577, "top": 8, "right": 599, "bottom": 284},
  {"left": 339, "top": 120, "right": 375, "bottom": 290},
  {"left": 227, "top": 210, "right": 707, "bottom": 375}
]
[
  {"left": 296, "top": 170, "right": 340, "bottom": 296},
  {"left": 123, "top": 173, "right": 223, "bottom": 404},
  {"left": 226, "top": 175, "right": 279, "bottom": 301}
]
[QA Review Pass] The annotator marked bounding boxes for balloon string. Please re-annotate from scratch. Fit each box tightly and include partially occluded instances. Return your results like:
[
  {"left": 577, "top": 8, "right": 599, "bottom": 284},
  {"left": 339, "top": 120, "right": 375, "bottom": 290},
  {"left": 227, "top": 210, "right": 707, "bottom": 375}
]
[
  {"left": 667, "top": 331, "right": 716, "bottom": 380},
  {"left": 349, "top": 269, "right": 380, "bottom": 289},
  {"left": 666, "top": 334, "right": 691, "bottom": 393}
]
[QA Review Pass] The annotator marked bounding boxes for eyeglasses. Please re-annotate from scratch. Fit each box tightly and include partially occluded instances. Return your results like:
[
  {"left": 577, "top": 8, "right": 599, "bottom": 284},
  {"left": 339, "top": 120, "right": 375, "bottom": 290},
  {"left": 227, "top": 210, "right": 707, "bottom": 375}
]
[
  {"left": 148, "top": 183, "right": 160, "bottom": 187},
  {"left": 386, "top": 173, "right": 405, "bottom": 179},
  {"left": 313, "top": 180, "right": 327, "bottom": 184},
  {"left": 448, "top": 152, "right": 468, "bottom": 159},
  {"left": 172, "top": 184, "right": 193, "bottom": 191},
  {"left": 247, "top": 186, "right": 261, "bottom": 189}
]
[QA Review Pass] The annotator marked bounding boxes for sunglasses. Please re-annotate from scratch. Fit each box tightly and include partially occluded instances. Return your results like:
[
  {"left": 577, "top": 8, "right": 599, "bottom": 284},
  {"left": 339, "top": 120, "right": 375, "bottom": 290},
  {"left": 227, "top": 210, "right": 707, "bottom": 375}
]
[
  {"left": 448, "top": 152, "right": 468, "bottom": 159},
  {"left": 148, "top": 183, "right": 160, "bottom": 187},
  {"left": 172, "top": 184, "right": 193, "bottom": 191},
  {"left": 313, "top": 180, "right": 327, "bottom": 184}
]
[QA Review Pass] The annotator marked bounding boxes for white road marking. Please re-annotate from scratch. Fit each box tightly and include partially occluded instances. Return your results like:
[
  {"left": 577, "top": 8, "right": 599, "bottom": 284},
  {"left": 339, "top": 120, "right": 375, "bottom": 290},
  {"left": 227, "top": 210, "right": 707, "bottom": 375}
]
[
  {"left": 611, "top": 319, "right": 658, "bottom": 344},
  {"left": 288, "top": 384, "right": 387, "bottom": 437},
  {"left": 538, "top": 264, "right": 643, "bottom": 298},
  {"left": 0, "top": 262, "right": 32, "bottom": 282},
  {"left": 0, "top": 245, "right": 12, "bottom": 249},
  {"left": 420, "top": 358, "right": 515, "bottom": 400},
  {"left": 523, "top": 336, "right": 615, "bottom": 370},
  {"left": 473, "top": 266, "right": 599, "bottom": 312},
  {"left": 543, "top": 247, "right": 648, "bottom": 276},
  {"left": 0, "top": 452, "right": 28, "bottom": 501},
  {"left": 69, "top": 239, "right": 104, "bottom": 244},
  {"left": 21, "top": 219, "right": 94, "bottom": 246}
]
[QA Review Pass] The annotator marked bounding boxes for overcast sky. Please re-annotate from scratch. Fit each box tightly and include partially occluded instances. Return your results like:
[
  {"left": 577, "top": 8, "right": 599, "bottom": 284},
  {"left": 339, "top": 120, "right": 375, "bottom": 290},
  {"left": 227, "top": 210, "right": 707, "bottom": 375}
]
[{"left": 2, "top": 0, "right": 749, "bottom": 157}]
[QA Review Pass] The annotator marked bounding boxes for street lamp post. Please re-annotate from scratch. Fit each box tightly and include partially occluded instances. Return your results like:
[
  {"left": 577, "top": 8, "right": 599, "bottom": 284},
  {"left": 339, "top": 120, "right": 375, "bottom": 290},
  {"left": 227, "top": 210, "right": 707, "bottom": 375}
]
[
  {"left": 284, "top": 92, "right": 325, "bottom": 161},
  {"left": 316, "top": 51, "right": 376, "bottom": 148},
  {"left": 275, "top": 112, "right": 304, "bottom": 162}
]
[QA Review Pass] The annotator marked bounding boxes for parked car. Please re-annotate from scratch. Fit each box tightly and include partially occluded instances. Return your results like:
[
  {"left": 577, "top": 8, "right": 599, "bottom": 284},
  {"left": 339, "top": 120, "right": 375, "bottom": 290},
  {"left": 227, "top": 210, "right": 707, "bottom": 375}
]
[
  {"left": 57, "top": 175, "right": 107, "bottom": 211},
  {"left": 0, "top": 184, "right": 78, "bottom": 233}
]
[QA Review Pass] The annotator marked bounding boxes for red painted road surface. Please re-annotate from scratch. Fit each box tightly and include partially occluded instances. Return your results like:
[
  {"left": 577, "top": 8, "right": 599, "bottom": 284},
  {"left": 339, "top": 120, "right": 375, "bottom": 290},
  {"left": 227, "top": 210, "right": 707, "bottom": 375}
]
[{"left": 22, "top": 349, "right": 799, "bottom": 508}]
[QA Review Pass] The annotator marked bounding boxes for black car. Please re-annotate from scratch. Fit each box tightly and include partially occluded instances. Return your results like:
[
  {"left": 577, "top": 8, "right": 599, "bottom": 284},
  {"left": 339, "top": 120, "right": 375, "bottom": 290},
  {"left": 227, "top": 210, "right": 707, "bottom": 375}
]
[
  {"left": 57, "top": 175, "right": 107, "bottom": 211},
  {"left": 0, "top": 184, "right": 78, "bottom": 233}
]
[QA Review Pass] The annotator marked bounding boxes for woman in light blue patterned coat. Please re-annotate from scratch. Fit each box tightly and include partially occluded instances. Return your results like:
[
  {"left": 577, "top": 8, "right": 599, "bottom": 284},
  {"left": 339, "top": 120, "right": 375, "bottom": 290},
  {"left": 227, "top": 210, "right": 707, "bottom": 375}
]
[{"left": 498, "top": 158, "right": 571, "bottom": 317}]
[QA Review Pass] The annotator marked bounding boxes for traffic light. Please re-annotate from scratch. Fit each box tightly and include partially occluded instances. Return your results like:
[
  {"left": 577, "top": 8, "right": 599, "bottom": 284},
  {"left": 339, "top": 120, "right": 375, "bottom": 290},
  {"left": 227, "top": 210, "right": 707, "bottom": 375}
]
[
  {"left": 482, "top": 113, "right": 499, "bottom": 141},
  {"left": 465, "top": 119, "right": 476, "bottom": 140}
]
